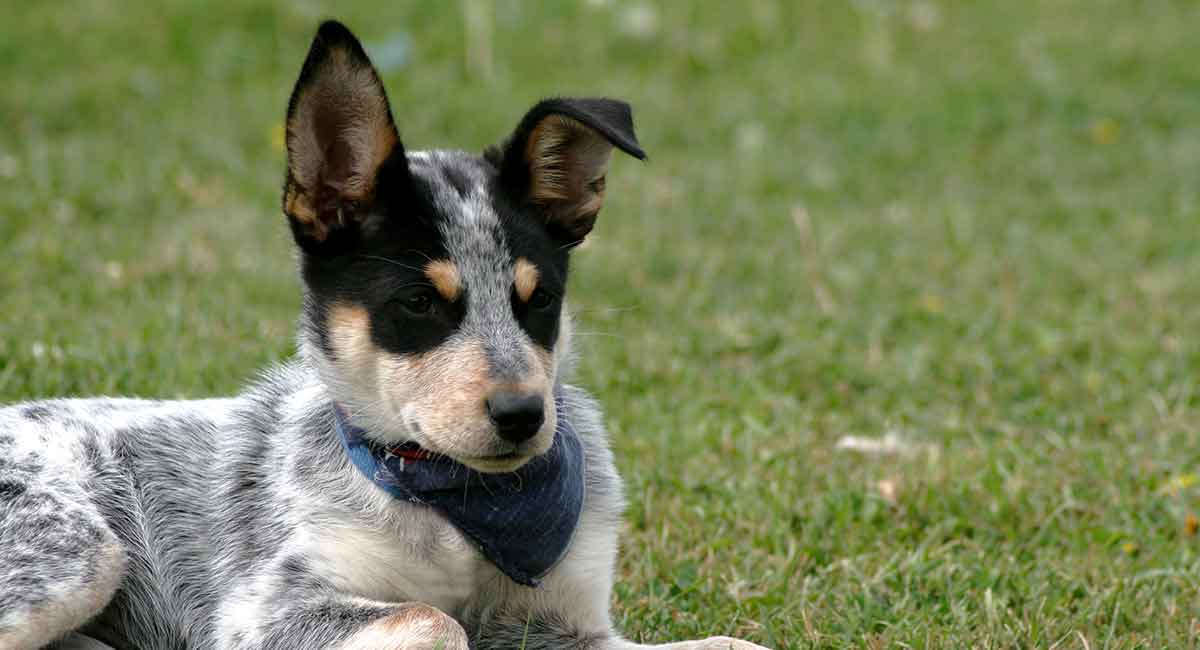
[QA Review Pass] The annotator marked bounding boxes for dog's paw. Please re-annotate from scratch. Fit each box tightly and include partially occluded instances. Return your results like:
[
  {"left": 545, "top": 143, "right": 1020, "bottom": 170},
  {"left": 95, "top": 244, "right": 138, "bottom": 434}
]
[
  {"left": 689, "top": 636, "right": 772, "bottom": 650},
  {"left": 340, "top": 603, "right": 469, "bottom": 650}
]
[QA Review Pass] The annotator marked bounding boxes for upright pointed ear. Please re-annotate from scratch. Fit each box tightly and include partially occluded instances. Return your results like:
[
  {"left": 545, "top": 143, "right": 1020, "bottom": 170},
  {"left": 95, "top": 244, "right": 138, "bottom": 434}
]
[
  {"left": 494, "top": 98, "right": 646, "bottom": 245},
  {"left": 282, "top": 21, "right": 405, "bottom": 248}
]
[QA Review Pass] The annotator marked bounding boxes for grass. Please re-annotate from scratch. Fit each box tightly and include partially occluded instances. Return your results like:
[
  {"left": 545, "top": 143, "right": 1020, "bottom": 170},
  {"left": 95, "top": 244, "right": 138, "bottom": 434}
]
[{"left": 3, "top": 1, "right": 1200, "bottom": 647}]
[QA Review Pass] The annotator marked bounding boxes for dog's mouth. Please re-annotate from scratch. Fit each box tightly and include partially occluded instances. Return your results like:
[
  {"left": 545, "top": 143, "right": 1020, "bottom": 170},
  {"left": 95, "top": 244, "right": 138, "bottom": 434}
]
[
  {"left": 395, "top": 409, "right": 556, "bottom": 474},
  {"left": 455, "top": 450, "right": 535, "bottom": 473}
]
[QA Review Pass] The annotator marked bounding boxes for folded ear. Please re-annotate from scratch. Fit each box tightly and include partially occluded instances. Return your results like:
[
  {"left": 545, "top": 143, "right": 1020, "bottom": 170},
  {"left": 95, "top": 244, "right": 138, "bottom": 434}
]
[
  {"left": 494, "top": 98, "right": 645, "bottom": 245},
  {"left": 282, "top": 20, "right": 405, "bottom": 247}
]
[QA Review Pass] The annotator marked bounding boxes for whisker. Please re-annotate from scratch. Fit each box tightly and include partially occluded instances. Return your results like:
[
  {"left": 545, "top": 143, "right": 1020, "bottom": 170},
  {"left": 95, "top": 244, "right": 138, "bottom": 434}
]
[
  {"left": 359, "top": 255, "right": 427, "bottom": 274},
  {"left": 473, "top": 469, "right": 501, "bottom": 498},
  {"left": 404, "top": 248, "right": 437, "bottom": 265},
  {"left": 341, "top": 398, "right": 392, "bottom": 423},
  {"left": 569, "top": 305, "right": 639, "bottom": 315},
  {"left": 569, "top": 330, "right": 624, "bottom": 339}
]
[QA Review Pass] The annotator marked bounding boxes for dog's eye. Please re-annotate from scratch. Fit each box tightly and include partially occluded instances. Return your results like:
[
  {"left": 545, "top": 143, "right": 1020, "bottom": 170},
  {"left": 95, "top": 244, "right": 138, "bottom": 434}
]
[
  {"left": 529, "top": 288, "right": 554, "bottom": 310},
  {"left": 397, "top": 290, "right": 435, "bottom": 315}
]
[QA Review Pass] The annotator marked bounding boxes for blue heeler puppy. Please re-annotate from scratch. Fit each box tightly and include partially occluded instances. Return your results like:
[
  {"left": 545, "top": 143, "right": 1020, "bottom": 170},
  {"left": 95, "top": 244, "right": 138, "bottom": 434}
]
[{"left": 0, "top": 20, "right": 770, "bottom": 650}]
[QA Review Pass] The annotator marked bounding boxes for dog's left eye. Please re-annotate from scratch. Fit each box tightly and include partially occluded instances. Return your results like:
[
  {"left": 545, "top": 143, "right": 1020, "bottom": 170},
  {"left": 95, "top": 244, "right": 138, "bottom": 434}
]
[{"left": 529, "top": 288, "right": 554, "bottom": 310}]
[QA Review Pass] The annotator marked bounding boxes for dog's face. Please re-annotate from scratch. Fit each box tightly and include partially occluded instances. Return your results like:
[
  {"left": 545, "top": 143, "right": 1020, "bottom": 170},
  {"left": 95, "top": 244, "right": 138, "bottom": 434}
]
[{"left": 281, "top": 22, "right": 643, "bottom": 473}]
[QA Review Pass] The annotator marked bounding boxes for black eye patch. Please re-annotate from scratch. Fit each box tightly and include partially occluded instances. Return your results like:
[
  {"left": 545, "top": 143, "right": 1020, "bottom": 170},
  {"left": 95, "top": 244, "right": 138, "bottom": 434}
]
[
  {"left": 364, "top": 263, "right": 466, "bottom": 355},
  {"left": 500, "top": 220, "right": 568, "bottom": 351},
  {"left": 301, "top": 207, "right": 466, "bottom": 358}
]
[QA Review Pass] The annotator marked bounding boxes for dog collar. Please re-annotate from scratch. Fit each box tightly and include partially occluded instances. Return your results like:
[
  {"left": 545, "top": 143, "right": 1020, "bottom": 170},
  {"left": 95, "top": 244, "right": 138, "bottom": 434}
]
[{"left": 332, "top": 398, "right": 585, "bottom": 587}]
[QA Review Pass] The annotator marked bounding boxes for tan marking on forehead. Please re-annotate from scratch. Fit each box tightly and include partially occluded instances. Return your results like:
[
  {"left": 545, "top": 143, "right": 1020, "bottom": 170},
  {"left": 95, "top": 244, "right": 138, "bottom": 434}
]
[
  {"left": 424, "top": 260, "right": 461, "bottom": 301},
  {"left": 514, "top": 258, "right": 540, "bottom": 302}
]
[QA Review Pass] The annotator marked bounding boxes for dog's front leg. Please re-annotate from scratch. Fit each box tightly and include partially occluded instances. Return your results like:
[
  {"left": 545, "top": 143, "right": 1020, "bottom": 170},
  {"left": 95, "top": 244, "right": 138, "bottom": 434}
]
[
  {"left": 618, "top": 639, "right": 771, "bottom": 650},
  {"left": 467, "top": 568, "right": 769, "bottom": 649},
  {"left": 471, "top": 610, "right": 769, "bottom": 650},
  {"left": 335, "top": 601, "right": 469, "bottom": 650},
  {"left": 215, "top": 584, "right": 467, "bottom": 650}
]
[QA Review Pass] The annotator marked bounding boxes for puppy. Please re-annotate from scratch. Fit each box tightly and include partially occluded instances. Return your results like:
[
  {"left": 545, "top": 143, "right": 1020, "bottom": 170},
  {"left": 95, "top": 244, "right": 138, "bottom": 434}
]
[{"left": 0, "top": 21, "right": 769, "bottom": 650}]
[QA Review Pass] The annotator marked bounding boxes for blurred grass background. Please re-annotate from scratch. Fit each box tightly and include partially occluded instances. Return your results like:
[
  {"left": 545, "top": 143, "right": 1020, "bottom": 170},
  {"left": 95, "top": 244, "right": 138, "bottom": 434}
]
[{"left": 3, "top": 1, "right": 1200, "bottom": 647}]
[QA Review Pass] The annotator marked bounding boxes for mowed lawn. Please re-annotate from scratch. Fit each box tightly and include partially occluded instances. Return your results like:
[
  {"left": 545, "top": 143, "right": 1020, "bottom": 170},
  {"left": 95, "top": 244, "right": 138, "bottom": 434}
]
[{"left": 3, "top": 1, "right": 1200, "bottom": 647}]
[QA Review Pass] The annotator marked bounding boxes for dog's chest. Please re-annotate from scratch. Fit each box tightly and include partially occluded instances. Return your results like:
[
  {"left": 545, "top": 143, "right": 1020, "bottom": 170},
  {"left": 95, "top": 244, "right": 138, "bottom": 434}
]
[{"left": 302, "top": 506, "right": 487, "bottom": 613}]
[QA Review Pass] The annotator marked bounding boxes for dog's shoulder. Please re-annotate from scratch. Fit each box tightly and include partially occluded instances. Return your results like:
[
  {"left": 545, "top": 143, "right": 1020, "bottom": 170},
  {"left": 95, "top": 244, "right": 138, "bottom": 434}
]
[
  {"left": 557, "top": 383, "right": 617, "bottom": 467},
  {"left": 557, "top": 383, "right": 625, "bottom": 520}
]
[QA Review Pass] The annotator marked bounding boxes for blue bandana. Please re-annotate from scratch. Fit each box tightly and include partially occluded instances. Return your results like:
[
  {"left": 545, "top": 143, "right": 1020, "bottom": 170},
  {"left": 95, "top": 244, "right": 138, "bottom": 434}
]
[{"left": 332, "top": 399, "right": 585, "bottom": 587}]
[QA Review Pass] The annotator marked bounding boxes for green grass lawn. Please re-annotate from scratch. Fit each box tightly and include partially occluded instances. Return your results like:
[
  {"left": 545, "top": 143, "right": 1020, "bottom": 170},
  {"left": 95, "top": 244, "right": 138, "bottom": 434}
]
[{"left": 3, "top": 1, "right": 1200, "bottom": 647}]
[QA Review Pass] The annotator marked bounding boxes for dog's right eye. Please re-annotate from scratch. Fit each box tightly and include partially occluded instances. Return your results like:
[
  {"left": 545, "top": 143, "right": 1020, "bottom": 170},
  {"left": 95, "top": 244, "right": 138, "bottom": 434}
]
[
  {"left": 528, "top": 288, "right": 554, "bottom": 310},
  {"left": 395, "top": 289, "right": 435, "bottom": 316},
  {"left": 405, "top": 294, "right": 432, "bottom": 314}
]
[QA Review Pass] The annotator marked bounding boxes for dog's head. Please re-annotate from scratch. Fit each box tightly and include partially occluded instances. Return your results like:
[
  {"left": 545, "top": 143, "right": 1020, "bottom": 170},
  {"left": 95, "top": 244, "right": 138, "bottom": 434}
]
[{"left": 282, "top": 21, "right": 643, "bottom": 473}]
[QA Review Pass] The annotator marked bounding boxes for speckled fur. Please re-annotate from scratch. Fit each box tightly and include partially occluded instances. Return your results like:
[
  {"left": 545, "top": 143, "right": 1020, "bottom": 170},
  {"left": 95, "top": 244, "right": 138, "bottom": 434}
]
[
  {"left": 0, "top": 352, "right": 762, "bottom": 650},
  {"left": 0, "top": 20, "right": 767, "bottom": 650}
]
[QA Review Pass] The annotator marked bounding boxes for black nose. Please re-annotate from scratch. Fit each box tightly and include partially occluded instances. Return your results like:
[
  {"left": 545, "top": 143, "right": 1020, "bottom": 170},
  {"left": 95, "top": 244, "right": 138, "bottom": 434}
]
[{"left": 486, "top": 392, "right": 544, "bottom": 444}]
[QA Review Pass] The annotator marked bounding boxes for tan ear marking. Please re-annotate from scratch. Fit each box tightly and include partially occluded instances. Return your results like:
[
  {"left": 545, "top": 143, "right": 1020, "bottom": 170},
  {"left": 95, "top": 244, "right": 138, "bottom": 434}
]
[
  {"left": 283, "top": 44, "right": 398, "bottom": 242},
  {"left": 284, "top": 184, "right": 315, "bottom": 223},
  {"left": 424, "top": 260, "right": 461, "bottom": 301},
  {"left": 514, "top": 258, "right": 540, "bottom": 302},
  {"left": 284, "top": 183, "right": 329, "bottom": 240},
  {"left": 287, "top": 57, "right": 397, "bottom": 200},
  {"left": 524, "top": 115, "right": 613, "bottom": 216}
]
